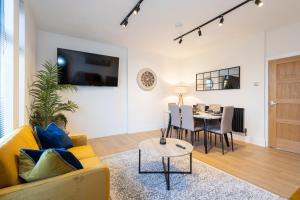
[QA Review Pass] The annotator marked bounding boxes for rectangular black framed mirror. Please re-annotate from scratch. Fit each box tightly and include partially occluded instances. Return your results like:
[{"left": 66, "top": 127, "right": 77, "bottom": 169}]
[{"left": 196, "top": 66, "right": 240, "bottom": 91}]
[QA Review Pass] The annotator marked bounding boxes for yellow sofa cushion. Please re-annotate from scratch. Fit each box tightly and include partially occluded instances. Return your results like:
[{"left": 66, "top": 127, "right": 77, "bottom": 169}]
[
  {"left": 68, "top": 145, "right": 96, "bottom": 160},
  {"left": 79, "top": 157, "right": 101, "bottom": 169},
  {"left": 0, "top": 126, "right": 39, "bottom": 189}
]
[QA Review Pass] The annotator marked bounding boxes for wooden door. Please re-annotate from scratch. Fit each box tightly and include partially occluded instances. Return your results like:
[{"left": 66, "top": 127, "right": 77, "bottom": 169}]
[{"left": 269, "top": 55, "right": 300, "bottom": 154}]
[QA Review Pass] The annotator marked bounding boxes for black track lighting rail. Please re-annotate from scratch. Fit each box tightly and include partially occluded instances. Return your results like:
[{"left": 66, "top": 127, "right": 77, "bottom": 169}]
[
  {"left": 120, "top": 0, "right": 144, "bottom": 27},
  {"left": 174, "top": 0, "right": 261, "bottom": 42}
]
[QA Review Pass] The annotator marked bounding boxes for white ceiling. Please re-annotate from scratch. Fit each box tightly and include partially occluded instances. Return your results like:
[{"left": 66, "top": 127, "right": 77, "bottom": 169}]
[{"left": 28, "top": 0, "right": 300, "bottom": 59}]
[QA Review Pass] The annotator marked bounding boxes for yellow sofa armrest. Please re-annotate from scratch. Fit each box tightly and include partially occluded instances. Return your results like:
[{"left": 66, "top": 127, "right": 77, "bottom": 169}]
[
  {"left": 69, "top": 134, "right": 88, "bottom": 146},
  {"left": 0, "top": 163, "right": 110, "bottom": 200}
]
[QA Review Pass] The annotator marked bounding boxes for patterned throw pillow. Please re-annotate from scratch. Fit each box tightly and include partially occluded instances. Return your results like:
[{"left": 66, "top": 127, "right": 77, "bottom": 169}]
[
  {"left": 19, "top": 148, "right": 83, "bottom": 182},
  {"left": 35, "top": 123, "right": 73, "bottom": 149}
]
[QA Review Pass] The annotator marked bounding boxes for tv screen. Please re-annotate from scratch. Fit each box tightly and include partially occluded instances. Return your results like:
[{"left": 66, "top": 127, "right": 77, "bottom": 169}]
[{"left": 57, "top": 48, "right": 119, "bottom": 87}]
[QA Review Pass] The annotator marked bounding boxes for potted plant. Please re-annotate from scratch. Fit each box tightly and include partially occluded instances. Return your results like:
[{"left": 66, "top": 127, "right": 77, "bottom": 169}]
[{"left": 29, "top": 61, "right": 78, "bottom": 129}]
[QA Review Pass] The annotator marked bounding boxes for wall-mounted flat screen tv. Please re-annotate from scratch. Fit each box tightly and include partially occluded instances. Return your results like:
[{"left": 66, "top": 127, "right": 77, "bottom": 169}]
[{"left": 57, "top": 48, "right": 119, "bottom": 87}]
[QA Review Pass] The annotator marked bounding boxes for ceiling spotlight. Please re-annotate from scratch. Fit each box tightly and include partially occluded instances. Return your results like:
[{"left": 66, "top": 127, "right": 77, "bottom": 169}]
[
  {"left": 219, "top": 16, "right": 224, "bottom": 26},
  {"left": 255, "top": 0, "right": 263, "bottom": 7},
  {"left": 133, "top": 5, "right": 140, "bottom": 15},
  {"left": 120, "top": 0, "right": 144, "bottom": 28},
  {"left": 179, "top": 38, "right": 183, "bottom": 44},
  {"left": 174, "top": 0, "right": 262, "bottom": 43},
  {"left": 198, "top": 29, "right": 202, "bottom": 36},
  {"left": 121, "top": 19, "right": 128, "bottom": 28}
]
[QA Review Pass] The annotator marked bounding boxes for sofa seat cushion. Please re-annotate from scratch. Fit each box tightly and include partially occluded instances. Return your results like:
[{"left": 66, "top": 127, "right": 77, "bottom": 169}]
[
  {"left": 0, "top": 126, "right": 39, "bottom": 189},
  {"left": 68, "top": 145, "right": 96, "bottom": 160},
  {"left": 79, "top": 157, "right": 101, "bottom": 169}
]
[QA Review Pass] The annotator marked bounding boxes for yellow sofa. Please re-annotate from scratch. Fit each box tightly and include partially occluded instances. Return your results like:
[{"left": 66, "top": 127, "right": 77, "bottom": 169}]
[
  {"left": 289, "top": 188, "right": 300, "bottom": 200},
  {"left": 0, "top": 125, "right": 110, "bottom": 200}
]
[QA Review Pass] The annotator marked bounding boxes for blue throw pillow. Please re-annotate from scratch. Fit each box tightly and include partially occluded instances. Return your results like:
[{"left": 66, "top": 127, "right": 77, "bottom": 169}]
[
  {"left": 19, "top": 148, "right": 83, "bottom": 182},
  {"left": 35, "top": 123, "right": 73, "bottom": 149}
]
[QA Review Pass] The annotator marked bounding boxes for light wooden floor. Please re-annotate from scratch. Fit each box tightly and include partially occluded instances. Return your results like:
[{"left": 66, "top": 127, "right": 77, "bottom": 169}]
[{"left": 89, "top": 130, "right": 300, "bottom": 198}]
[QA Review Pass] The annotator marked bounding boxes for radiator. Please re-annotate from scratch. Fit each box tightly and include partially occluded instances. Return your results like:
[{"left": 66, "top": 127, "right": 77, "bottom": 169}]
[{"left": 232, "top": 108, "right": 245, "bottom": 133}]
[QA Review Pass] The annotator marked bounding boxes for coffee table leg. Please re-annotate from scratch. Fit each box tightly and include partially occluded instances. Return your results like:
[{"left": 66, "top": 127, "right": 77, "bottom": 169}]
[
  {"left": 140, "top": 154, "right": 191, "bottom": 190},
  {"left": 166, "top": 113, "right": 171, "bottom": 138},
  {"left": 162, "top": 157, "right": 170, "bottom": 190},
  {"left": 139, "top": 149, "right": 141, "bottom": 173},
  {"left": 167, "top": 157, "right": 170, "bottom": 190},
  {"left": 190, "top": 153, "right": 192, "bottom": 174},
  {"left": 204, "top": 119, "right": 208, "bottom": 154}
]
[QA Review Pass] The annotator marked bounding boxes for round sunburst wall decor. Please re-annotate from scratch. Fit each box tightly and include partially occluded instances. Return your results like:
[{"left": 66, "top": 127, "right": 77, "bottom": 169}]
[{"left": 137, "top": 68, "right": 157, "bottom": 91}]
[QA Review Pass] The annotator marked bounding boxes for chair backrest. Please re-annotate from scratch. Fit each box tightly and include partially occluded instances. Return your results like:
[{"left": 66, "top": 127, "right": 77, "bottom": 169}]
[
  {"left": 195, "top": 104, "right": 206, "bottom": 113},
  {"left": 209, "top": 104, "right": 221, "bottom": 112},
  {"left": 181, "top": 105, "right": 195, "bottom": 131},
  {"left": 221, "top": 106, "right": 234, "bottom": 134},
  {"left": 168, "top": 103, "right": 176, "bottom": 111},
  {"left": 170, "top": 104, "right": 181, "bottom": 127}
]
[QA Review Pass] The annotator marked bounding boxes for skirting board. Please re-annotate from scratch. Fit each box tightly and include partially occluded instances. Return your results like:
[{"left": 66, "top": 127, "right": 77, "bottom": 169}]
[{"left": 233, "top": 134, "right": 266, "bottom": 147}]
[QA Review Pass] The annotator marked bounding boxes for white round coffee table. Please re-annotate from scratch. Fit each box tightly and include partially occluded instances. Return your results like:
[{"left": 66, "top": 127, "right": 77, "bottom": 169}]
[{"left": 138, "top": 138, "right": 193, "bottom": 190}]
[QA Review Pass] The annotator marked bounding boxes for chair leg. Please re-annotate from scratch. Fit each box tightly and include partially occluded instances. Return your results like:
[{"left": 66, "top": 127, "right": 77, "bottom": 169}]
[
  {"left": 210, "top": 132, "right": 212, "bottom": 145},
  {"left": 230, "top": 132, "right": 234, "bottom": 151},
  {"left": 170, "top": 127, "right": 172, "bottom": 138},
  {"left": 221, "top": 135, "right": 224, "bottom": 155},
  {"left": 181, "top": 129, "right": 184, "bottom": 140},
  {"left": 179, "top": 129, "right": 182, "bottom": 140},
  {"left": 214, "top": 134, "right": 217, "bottom": 146},
  {"left": 224, "top": 133, "right": 230, "bottom": 147},
  {"left": 198, "top": 131, "right": 200, "bottom": 141},
  {"left": 191, "top": 131, "right": 194, "bottom": 145}
]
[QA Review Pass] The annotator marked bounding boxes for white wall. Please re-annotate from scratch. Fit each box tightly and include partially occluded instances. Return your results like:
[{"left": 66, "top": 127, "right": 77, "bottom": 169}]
[
  {"left": 23, "top": 1, "right": 37, "bottom": 124},
  {"left": 36, "top": 31, "right": 181, "bottom": 138},
  {"left": 177, "top": 22, "right": 300, "bottom": 147},
  {"left": 179, "top": 33, "right": 266, "bottom": 146},
  {"left": 35, "top": 22, "right": 300, "bottom": 145},
  {"left": 266, "top": 22, "right": 300, "bottom": 59},
  {"left": 127, "top": 49, "right": 180, "bottom": 133},
  {"left": 37, "top": 31, "right": 128, "bottom": 138}
]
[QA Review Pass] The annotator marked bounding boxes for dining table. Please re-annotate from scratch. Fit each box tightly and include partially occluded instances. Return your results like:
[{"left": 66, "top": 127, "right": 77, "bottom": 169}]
[{"left": 166, "top": 111, "right": 224, "bottom": 154}]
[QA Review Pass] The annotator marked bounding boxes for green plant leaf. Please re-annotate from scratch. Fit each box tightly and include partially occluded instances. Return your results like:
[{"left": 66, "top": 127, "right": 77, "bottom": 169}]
[{"left": 29, "top": 61, "right": 79, "bottom": 128}]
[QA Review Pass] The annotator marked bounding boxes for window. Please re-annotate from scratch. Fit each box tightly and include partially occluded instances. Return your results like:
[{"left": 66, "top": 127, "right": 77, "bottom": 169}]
[
  {"left": 19, "top": 0, "right": 25, "bottom": 125},
  {"left": 0, "top": 0, "right": 15, "bottom": 137},
  {"left": 0, "top": 0, "right": 4, "bottom": 137},
  {"left": 0, "top": 0, "right": 29, "bottom": 138}
]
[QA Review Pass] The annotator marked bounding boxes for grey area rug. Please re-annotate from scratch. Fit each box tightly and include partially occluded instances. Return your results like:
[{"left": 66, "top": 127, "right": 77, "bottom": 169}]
[{"left": 102, "top": 150, "right": 285, "bottom": 200}]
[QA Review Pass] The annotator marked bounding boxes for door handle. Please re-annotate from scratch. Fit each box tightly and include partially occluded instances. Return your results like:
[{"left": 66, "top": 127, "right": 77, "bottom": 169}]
[{"left": 270, "top": 101, "right": 277, "bottom": 106}]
